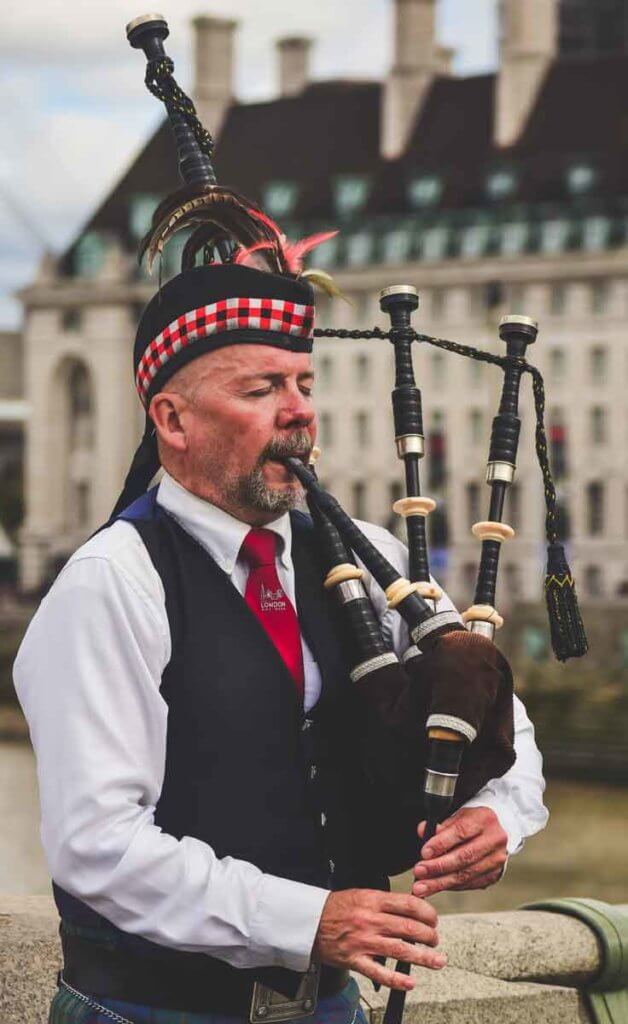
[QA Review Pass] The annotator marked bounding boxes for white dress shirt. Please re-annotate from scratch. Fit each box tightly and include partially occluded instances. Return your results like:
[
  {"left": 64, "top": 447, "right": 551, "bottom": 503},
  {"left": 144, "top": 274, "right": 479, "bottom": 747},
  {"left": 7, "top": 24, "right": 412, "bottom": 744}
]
[{"left": 14, "top": 472, "right": 548, "bottom": 973}]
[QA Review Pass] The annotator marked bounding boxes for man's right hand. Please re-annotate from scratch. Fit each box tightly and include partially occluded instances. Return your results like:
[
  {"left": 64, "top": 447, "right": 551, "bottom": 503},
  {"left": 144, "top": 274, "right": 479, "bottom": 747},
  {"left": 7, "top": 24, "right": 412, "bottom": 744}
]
[{"left": 312, "top": 889, "right": 446, "bottom": 991}]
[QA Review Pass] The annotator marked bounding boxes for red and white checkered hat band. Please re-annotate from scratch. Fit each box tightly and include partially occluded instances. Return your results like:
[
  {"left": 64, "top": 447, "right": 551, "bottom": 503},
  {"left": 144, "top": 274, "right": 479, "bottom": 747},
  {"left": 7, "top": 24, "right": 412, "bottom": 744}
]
[{"left": 135, "top": 296, "right": 315, "bottom": 404}]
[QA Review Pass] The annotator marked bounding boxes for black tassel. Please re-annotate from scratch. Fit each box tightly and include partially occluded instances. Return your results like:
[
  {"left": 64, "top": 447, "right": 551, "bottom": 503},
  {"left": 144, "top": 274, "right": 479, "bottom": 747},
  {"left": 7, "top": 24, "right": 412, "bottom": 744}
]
[
  {"left": 544, "top": 543, "right": 588, "bottom": 661},
  {"left": 109, "top": 417, "right": 160, "bottom": 521}
]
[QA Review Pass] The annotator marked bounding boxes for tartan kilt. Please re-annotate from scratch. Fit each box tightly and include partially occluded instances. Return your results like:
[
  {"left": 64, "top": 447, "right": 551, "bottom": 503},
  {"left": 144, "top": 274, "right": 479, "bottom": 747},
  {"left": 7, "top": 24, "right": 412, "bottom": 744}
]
[{"left": 48, "top": 974, "right": 367, "bottom": 1024}]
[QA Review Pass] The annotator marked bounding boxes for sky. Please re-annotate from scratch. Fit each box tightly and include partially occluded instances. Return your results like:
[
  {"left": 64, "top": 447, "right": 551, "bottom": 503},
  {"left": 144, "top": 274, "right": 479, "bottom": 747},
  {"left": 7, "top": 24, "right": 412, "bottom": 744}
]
[{"left": 0, "top": 0, "right": 499, "bottom": 328}]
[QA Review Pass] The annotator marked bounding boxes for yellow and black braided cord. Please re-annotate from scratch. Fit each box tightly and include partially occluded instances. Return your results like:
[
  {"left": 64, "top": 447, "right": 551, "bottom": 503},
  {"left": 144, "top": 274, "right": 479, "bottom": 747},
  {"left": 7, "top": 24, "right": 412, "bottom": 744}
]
[{"left": 145, "top": 56, "right": 215, "bottom": 161}]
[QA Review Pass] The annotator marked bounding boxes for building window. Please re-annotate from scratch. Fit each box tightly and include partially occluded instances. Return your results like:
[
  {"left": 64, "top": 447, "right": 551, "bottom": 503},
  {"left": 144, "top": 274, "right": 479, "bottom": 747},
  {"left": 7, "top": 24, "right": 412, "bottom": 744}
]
[
  {"left": 262, "top": 181, "right": 298, "bottom": 218},
  {"left": 550, "top": 284, "right": 567, "bottom": 316},
  {"left": 555, "top": 498, "right": 570, "bottom": 541},
  {"left": 549, "top": 348, "right": 566, "bottom": 383},
  {"left": 386, "top": 480, "right": 405, "bottom": 538},
  {"left": 522, "top": 625, "right": 549, "bottom": 661},
  {"left": 507, "top": 283, "right": 525, "bottom": 311},
  {"left": 431, "top": 288, "right": 446, "bottom": 319},
  {"left": 469, "top": 359, "right": 484, "bottom": 386},
  {"left": 584, "top": 565, "right": 603, "bottom": 598},
  {"left": 587, "top": 481, "right": 604, "bottom": 535},
  {"left": 163, "top": 231, "right": 189, "bottom": 279},
  {"left": 567, "top": 163, "right": 596, "bottom": 195},
  {"left": 504, "top": 564, "right": 521, "bottom": 596},
  {"left": 466, "top": 482, "right": 481, "bottom": 524},
  {"left": 469, "top": 409, "right": 483, "bottom": 444},
  {"left": 355, "top": 411, "right": 370, "bottom": 448},
  {"left": 333, "top": 176, "right": 370, "bottom": 217},
  {"left": 431, "top": 351, "right": 446, "bottom": 388},
  {"left": 542, "top": 220, "right": 570, "bottom": 254},
  {"left": 421, "top": 227, "right": 449, "bottom": 262},
  {"left": 62, "top": 308, "right": 82, "bottom": 332},
  {"left": 501, "top": 222, "right": 529, "bottom": 256},
  {"left": 460, "top": 224, "right": 491, "bottom": 259},
  {"left": 590, "top": 346, "right": 608, "bottom": 384},
  {"left": 462, "top": 562, "right": 476, "bottom": 594},
  {"left": 311, "top": 235, "right": 338, "bottom": 268},
  {"left": 486, "top": 169, "right": 517, "bottom": 200},
  {"left": 352, "top": 481, "right": 366, "bottom": 519},
  {"left": 549, "top": 410, "right": 568, "bottom": 479},
  {"left": 429, "top": 506, "right": 449, "bottom": 547},
  {"left": 590, "top": 406, "right": 607, "bottom": 445},
  {"left": 407, "top": 175, "right": 443, "bottom": 209},
  {"left": 73, "top": 232, "right": 106, "bottom": 278},
  {"left": 485, "top": 281, "right": 504, "bottom": 310},
  {"left": 129, "top": 193, "right": 161, "bottom": 240},
  {"left": 318, "top": 354, "right": 333, "bottom": 388},
  {"left": 319, "top": 412, "right": 333, "bottom": 448},
  {"left": 355, "top": 353, "right": 370, "bottom": 386},
  {"left": 591, "top": 280, "right": 610, "bottom": 314},
  {"left": 427, "top": 413, "right": 446, "bottom": 488},
  {"left": 583, "top": 217, "right": 611, "bottom": 252},
  {"left": 346, "top": 232, "right": 374, "bottom": 266},
  {"left": 383, "top": 228, "right": 412, "bottom": 264}
]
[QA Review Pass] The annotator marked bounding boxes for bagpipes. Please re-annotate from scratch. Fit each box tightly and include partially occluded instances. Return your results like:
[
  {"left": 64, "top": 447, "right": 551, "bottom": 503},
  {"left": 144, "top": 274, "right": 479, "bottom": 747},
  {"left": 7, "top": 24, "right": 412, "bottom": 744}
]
[{"left": 126, "top": 16, "right": 588, "bottom": 1023}]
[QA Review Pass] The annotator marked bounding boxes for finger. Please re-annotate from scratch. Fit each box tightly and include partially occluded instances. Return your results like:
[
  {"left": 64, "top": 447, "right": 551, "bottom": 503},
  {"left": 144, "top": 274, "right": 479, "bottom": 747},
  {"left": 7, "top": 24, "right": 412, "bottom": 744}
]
[
  {"left": 417, "top": 820, "right": 446, "bottom": 839},
  {"left": 412, "top": 857, "right": 505, "bottom": 897},
  {"left": 372, "top": 912, "right": 439, "bottom": 947},
  {"left": 376, "top": 938, "right": 448, "bottom": 971},
  {"left": 377, "top": 893, "right": 438, "bottom": 927},
  {"left": 352, "top": 955, "right": 415, "bottom": 992},
  {"left": 420, "top": 813, "right": 486, "bottom": 859},
  {"left": 414, "top": 834, "right": 500, "bottom": 880}
]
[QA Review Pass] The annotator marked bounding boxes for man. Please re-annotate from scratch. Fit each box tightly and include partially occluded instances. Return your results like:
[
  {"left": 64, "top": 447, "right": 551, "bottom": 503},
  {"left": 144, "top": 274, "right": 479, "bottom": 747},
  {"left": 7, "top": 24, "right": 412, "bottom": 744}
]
[{"left": 14, "top": 262, "right": 547, "bottom": 1024}]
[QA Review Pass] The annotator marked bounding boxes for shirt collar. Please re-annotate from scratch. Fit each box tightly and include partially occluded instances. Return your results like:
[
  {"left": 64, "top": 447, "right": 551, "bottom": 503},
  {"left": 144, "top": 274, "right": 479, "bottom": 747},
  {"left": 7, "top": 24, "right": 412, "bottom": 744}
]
[{"left": 156, "top": 472, "right": 293, "bottom": 576}]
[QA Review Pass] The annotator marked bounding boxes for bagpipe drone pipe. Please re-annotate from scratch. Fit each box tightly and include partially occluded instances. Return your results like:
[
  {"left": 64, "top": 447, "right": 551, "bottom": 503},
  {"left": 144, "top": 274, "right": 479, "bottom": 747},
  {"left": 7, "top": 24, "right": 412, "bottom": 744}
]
[{"left": 288, "top": 286, "right": 589, "bottom": 1023}]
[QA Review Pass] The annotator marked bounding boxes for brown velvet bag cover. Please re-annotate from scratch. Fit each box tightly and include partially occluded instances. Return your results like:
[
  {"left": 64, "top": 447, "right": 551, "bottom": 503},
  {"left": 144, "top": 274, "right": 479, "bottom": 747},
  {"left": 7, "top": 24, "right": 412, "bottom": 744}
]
[{"left": 356, "top": 630, "right": 516, "bottom": 813}]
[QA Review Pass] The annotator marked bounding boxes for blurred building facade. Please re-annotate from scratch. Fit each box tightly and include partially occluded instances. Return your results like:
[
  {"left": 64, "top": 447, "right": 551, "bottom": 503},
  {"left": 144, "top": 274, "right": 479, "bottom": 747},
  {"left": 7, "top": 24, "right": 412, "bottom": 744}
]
[{"left": 16, "top": 0, "right": 628, "bottom": 659}]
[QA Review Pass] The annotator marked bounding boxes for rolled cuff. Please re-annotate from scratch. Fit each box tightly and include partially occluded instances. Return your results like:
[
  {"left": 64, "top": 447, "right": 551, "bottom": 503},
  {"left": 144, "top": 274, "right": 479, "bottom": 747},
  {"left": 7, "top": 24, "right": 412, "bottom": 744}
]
[{"left": 250, "top": 875, "right": 331, "bottom": 972}]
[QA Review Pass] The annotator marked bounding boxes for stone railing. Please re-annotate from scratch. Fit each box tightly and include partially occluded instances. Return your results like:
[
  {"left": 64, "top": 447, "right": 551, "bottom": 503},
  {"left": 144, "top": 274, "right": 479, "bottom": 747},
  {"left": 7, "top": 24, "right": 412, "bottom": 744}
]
[{"left": 2, "top": 895, "right": 627, "bottom": 1023}]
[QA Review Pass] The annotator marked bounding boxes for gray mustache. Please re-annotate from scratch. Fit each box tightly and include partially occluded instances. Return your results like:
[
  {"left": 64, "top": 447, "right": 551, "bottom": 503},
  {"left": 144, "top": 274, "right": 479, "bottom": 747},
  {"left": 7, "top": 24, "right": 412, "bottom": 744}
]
[{"left": 260, "top": 433, "right": 312, "bottom": 464}]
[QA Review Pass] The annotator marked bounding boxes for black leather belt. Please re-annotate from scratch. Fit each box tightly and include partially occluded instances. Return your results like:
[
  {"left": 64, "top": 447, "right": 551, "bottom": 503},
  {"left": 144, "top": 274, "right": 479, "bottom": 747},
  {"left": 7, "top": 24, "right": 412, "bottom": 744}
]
[{"left": 60, "top": 924, "right": 349, "bottom": 1017}]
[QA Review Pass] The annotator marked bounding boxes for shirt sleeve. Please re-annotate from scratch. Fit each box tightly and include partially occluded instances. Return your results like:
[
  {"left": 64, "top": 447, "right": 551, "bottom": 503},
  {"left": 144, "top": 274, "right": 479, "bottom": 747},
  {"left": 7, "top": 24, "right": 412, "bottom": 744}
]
[
  {"left": 13, "top": 552, "right": 329, "bottom": 970},
  {"left": 356, "top": 522, "right": 549, "bottom": 857},
  {"left": 462, "top": 694, "right": 549, "bottom": 856}
]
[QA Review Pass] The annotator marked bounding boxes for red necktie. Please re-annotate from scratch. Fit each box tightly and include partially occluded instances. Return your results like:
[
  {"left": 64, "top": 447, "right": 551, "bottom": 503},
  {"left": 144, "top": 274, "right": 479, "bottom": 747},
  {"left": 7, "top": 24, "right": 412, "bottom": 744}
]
[{"left": 240, "top": 528, "right": 305, "bottom": 701}]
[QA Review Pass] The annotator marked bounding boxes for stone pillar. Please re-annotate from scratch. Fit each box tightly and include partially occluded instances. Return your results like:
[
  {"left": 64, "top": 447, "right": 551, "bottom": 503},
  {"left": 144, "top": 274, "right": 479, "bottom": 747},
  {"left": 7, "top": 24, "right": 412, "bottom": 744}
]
[
  {"left": 381, "top": 0, "right": 448, "bottom": 159},
  {"left": 277, "top": 37, "right": 312, "bottom": 97},
  {"left": 192, "top": 16, "right": 237, "bottom": 138},
  {"left": 495, "top": 0, "right": 558, "bottom": 147}
]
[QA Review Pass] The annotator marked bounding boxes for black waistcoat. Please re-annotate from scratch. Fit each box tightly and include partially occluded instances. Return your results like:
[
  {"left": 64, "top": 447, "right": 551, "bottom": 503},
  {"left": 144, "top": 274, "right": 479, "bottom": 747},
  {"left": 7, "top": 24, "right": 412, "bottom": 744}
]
[{"left": 54, "top": 489, "right": 403, "bottom": 985}]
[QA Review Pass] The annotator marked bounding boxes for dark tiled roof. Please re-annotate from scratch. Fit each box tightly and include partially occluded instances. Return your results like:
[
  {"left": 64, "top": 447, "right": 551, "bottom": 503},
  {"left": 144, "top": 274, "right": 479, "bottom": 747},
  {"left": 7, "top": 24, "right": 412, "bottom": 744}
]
[
  {"left": 65, "top": 52, "right": 628, "bottom": 267},
  {"left": 214, "top": 81, "right": 381, "bottom": 219}
]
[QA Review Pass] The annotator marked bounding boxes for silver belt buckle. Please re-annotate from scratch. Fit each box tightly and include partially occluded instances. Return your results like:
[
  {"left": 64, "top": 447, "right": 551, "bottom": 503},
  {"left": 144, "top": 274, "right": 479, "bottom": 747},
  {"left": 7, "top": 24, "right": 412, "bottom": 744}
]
[{"left": 249, "top": 963, "right": 320, "bottom": 1023}]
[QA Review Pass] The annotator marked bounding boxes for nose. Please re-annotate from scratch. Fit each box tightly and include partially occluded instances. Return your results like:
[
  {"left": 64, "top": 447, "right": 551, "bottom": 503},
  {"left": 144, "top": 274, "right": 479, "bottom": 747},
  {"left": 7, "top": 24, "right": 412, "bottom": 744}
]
[{"left": 276, "top": 385, "right": 315, "bottom": 430}]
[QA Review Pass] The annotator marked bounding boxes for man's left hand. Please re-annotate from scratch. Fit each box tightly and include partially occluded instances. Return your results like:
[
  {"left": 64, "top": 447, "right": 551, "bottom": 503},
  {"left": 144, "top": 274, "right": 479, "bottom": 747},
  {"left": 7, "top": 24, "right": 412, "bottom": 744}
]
[{"left": 411, "top": 807, "right": 508, "bottom": 897}]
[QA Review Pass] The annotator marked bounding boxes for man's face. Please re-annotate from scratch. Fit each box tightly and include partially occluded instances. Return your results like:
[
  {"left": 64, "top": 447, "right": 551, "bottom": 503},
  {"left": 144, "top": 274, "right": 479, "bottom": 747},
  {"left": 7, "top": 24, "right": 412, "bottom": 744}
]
[{"left": 151, "top": 344, "right": 317, "bottom": 522}]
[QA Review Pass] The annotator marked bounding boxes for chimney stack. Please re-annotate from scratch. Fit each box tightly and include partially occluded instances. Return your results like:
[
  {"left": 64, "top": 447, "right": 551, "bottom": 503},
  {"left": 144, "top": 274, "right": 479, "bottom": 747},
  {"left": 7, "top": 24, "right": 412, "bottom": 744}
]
[
  {"left": 495, "top": 0, "right": 558, "bottom": 147},
  {"left": 192, "top": 16, "right": 237, "bottom": 138},
  {"left": 277, "top": 37, "right": 312, "bottom": 97},
  {"left": 382, "top": 0, "right": 447, "bottom": 159}
]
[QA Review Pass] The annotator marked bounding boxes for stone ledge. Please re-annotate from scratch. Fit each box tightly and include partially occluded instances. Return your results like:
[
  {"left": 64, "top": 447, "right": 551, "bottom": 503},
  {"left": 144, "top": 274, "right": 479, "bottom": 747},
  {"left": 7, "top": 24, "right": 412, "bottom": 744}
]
[
  {"left": 357, "top": 968, "right": 590, "bottom": 1024},
  {"left": 0, "top": 895, "right": 614, "bottom": 1024}
]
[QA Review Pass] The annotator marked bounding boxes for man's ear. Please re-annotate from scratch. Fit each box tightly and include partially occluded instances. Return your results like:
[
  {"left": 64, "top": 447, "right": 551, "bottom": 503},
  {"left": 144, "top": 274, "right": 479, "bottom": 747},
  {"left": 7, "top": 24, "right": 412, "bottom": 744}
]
[{"left": 149, "top": 391, "right": 188, "bottom": 454}]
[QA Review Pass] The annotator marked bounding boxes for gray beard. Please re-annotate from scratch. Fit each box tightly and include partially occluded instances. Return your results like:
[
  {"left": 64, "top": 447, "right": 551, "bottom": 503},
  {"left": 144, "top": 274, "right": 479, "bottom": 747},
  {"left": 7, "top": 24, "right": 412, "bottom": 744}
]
[{"left": 225, "top": 432, "right": 311, "bottom": 515}]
